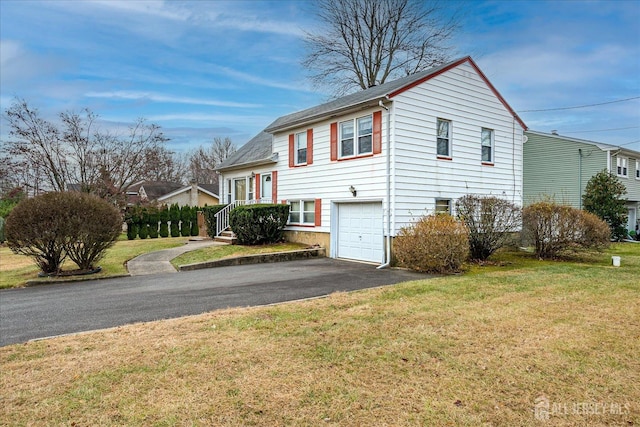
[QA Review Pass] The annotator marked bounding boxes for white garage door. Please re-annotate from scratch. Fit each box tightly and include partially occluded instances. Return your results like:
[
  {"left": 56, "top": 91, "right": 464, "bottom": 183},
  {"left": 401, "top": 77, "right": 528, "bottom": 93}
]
[{"left": 337, "top": 202, "right": 383, "bottom": 263}]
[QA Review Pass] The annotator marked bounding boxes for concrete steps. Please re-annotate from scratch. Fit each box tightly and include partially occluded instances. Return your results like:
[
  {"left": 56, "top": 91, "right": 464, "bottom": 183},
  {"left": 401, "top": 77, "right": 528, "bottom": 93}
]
[{"left": 214, "top": 229, "right": 237, "bottom": 244}]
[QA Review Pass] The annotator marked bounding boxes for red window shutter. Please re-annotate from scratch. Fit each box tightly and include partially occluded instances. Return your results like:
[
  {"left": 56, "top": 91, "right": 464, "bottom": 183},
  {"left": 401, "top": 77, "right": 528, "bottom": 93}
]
[
  {"left": 271, "top": 171, "right": 277, "bottom": 202},
  {"left": 307, "top": 128, "right": 313, "bottom": 165},
  {"left": 288, "top": 134, "right": 295, "bottom": 168},
  {"left": 373, "top": 110, "right": 382, "bottom": 154},
  {"left": 314, "top": 198, "right": 321, "bottom": 226},
  {"left": 330, "top": 122, "right": 338, "bottom": 161},
  {"left": 255, "top": 173, "right": 260, "bottom": 200}
]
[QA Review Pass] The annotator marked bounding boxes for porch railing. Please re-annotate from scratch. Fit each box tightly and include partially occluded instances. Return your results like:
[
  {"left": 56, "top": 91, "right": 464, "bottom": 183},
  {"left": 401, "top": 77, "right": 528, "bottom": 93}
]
[{"left": 213, "top": 199, "right": 274, "bottom": 236}]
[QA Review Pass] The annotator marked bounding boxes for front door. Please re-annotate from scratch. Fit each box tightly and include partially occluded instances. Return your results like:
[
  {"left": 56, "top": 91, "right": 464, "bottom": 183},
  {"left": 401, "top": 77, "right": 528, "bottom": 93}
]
[{"left": 261, "top": 174, "right": 272, "bottom": 201}]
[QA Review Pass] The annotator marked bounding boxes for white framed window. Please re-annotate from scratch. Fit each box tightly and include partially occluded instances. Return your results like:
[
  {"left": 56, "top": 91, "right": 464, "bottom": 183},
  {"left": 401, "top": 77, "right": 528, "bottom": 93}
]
[
  {"left": 435, "top": 198, "right": 451, "bottom": 214},
  {"left": 339, "top": 114, "right": 373, "bottom": 158},
  {"left": 635, "top": 159, "right": 640, "bottom": 179},
  {"left": 233, "top": 178, "right": 247, "bottom": 202},
  {"left": 295, "top": 131, "right": 307, "bottom": 165},
  {"left": 288, "top": 200, "right": 315, "bottom": 225},
  {"left": 437, "top": 118, "right": 451, "bottom": 158},
  {"left": 248, "top": 176, "right": 254, "bottom": 200},
  {"left": 617, "top": 157, "right": 628, "bottom": 177},
  {"left": 481, "top": 128, "right": 494, "bottom": 163}
]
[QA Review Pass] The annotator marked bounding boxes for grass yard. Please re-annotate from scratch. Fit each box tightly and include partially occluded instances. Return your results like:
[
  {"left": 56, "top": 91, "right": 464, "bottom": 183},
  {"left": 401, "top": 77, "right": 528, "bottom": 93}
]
[
  {"left": 0, "top": 236, "right": 190, "bottom": 288},
  {"left": 171, "top": 242, "right": 309, "bottom": 268},
  {"left": 1, "top": 244, "right": 638, "bottom": 426}
]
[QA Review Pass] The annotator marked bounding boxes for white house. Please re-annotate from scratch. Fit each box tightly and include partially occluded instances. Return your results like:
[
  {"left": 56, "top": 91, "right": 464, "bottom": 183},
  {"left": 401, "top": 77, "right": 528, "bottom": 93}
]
[{"left": 216, "top": 56, "right": 527, "bottom": 265}]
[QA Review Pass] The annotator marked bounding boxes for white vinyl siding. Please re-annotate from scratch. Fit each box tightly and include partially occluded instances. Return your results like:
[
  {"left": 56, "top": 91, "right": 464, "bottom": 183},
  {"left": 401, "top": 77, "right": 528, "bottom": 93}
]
[
  {"left": 392, "top": 61, "right": 524, "bottom": 231},
  {"left": 272, "top": 60, "right": 523, "bottom": 241}
]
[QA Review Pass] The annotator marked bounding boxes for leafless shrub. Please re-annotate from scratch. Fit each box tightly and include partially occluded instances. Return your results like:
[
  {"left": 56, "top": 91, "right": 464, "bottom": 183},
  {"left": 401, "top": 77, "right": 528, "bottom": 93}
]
[{"left": 394, "top": 214, "right": 469, "bottom": 273}]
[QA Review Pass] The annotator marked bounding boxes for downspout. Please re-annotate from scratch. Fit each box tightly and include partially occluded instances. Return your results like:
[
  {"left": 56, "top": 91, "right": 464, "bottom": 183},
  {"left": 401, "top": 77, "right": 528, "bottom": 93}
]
[
  {"left": 578, "top": 149, "right": 582, "bottom": 209},
  {"left": 377, "top": 99, "right": 392, "bottom": 269}
]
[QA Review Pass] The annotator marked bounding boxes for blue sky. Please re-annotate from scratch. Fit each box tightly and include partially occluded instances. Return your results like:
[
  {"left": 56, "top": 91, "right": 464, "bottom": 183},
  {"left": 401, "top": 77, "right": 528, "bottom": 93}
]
[{"left": 1, "top": 0, "right": 639, "bottom": 153}]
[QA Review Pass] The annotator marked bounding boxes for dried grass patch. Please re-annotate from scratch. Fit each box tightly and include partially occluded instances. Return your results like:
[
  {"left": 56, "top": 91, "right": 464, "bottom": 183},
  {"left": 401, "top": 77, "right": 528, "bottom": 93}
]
[{"left": 2, "top": 245, "right": 639, "bottom": 426}]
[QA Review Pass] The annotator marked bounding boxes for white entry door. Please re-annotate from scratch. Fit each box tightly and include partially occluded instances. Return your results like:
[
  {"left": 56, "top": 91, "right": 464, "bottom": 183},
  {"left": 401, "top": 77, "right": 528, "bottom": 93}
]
[
  {"left": 261, "top": 174, "right": 272, "bottom": 201},
  {"left": 337, "top": 202, "right": 383, "bottom": 263}
]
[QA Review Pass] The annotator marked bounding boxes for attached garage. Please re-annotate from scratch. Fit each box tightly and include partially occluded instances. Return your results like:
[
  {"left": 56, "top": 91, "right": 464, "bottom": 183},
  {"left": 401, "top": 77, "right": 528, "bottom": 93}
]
[{"left": 335, "top": 202, "right": 384, "bottom": 263}]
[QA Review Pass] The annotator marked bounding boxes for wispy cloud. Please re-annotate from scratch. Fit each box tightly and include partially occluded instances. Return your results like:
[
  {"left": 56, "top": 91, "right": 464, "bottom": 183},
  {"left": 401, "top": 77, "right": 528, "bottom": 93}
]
[
  {"left": 86, "top": 0, "right": 191, "bottom": 21},
  {"left": 145, "top": 112, "right": 270, "bottom": 124},
  {"left": 84, "top": 91, "right": 261, "bottom": 109},
  {"left": 208, "top": 65, "right": 311, "bottom": 92}
]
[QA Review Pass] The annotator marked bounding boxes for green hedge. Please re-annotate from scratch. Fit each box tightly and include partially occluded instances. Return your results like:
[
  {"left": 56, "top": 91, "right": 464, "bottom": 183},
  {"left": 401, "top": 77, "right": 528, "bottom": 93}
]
[
  {"left": 229, "top": 204, "right": 290, "bottom": 245},
  {"left": 202, "top": 205, "right": 228, "bottom": 238}
]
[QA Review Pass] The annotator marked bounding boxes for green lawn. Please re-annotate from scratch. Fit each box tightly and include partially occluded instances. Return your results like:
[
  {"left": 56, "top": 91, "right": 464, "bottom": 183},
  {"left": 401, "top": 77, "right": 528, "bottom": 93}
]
[{"left": 1, "top": 243, "right": 638, "bottom": 426}]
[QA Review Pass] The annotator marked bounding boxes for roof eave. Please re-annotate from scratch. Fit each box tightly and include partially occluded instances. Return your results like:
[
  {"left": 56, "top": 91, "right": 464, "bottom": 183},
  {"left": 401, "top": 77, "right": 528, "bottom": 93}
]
[
  {"left": 264, "top": 97, "right": 389, "bottom": 133},
  {"left": 215, "top": 157, "right": 278, "bottom": 173}
]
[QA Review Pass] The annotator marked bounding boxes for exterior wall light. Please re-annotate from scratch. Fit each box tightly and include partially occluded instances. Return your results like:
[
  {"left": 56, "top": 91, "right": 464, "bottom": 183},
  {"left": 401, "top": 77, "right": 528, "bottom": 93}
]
[{"left": 349, "top": 185, "right": 357, "bottom": 197}]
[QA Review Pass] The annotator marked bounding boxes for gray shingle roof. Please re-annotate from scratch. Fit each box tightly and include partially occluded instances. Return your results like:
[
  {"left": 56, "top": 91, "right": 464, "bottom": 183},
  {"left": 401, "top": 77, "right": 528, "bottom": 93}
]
[
  {"left": 264, "top": 57, "right": 471, "bottom": 133},
  {"left": 215, "top": 131, "right": 275, "bottom": 171}
]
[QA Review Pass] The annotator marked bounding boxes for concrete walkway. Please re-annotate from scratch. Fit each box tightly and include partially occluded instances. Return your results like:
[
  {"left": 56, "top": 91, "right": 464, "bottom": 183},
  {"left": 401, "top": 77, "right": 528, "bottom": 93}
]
[{"left": 126, "top": 239, "right": 225, "bottom": 276}]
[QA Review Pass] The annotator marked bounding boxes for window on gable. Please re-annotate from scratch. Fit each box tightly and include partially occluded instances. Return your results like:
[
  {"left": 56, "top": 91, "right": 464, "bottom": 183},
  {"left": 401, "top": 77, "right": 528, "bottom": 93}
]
[
  {"left": 295, "top": 131, "right": 307, "bottom": 165},
  {"left": 339, "top": 114, "right": 373, "bottom": 158},
  {"left": 435, "top": 199, "right": 451, "bottom": 214},
  {"left": 481, "top": 128, "right": 494, "bottom": 163},
  {"left": 437, "top": 119, "right": 451, "bottom": 158},
  {"left": 288, "top": 200, "right": 315, "bottom": 225},
  {"left": 617, "top": 157, "right": 628, "bottom": 177}
]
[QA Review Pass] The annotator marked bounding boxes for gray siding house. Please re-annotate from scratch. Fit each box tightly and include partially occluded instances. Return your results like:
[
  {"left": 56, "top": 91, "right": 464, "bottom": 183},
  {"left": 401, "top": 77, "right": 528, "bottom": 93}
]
[{"left": 523, "top": 130, "right": 640, "bottom": 233}]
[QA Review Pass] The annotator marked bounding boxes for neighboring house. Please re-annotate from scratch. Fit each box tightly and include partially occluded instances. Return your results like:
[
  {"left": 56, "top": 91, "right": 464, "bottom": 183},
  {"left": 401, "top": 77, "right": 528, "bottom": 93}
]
[
  {"left": 523, "top": 130, "right": 640, "bottom": 233},
  {"left": 216, "top": 56, "right": 527, "bottom": 265},
  {"left": 126, "top": 180, "right": 219, "bottom": 207},
  {"left": 158, "top": 182, "right": 220, "bottom": 207}
]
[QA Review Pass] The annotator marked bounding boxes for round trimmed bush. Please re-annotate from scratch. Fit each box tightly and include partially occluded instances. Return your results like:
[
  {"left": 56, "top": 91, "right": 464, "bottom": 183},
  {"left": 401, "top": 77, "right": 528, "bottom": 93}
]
[{"left": 5, "top": 191, "right": 121, "bottom": 273}]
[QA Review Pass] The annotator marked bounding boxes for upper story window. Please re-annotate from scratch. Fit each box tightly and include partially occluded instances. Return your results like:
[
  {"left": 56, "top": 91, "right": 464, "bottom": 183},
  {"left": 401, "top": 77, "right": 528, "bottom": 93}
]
[
  {"left": 617, "top": 157, "right": 628, "bottom": 177},
  {"left": 636, "top": 159, "right": 640, "bottom": 179},
  {"left": 288, "top": 200, "right": 316, "bottom": 225},
  {"left": 340, "top": 115, "right": 373, "bottom": 158},
  {"left": 289, "top": 129, "right": 313, "bottom": 167},
  {"left": 437, "top": 118, "right": 451, "bottom": 158},
  {"left": 481, "top": 128, "right": 494, "bottom": 163},
  {"left": 295, "top": 131, "right": 307, "bottom": 165}
]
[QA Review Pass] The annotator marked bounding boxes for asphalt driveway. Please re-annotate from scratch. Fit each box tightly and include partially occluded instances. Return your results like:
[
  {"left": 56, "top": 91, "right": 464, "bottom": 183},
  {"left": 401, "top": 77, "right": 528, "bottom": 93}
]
[{"left": 0, "top": 258, "right": 427, "bottom": 346}]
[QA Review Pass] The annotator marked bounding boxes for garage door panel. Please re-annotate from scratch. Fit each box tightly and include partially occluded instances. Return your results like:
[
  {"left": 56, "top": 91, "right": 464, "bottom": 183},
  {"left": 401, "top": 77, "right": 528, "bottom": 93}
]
[{"left": 337, "top": 202, "right": 383, "bottom": 263}]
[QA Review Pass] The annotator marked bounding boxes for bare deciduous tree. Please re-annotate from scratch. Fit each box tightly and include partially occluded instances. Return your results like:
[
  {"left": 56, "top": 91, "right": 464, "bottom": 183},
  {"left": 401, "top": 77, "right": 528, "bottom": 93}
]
[
  {"left": 187, "top": 136, "right": 236, "bottom": 185},
  {"left": 2, "top": 99, "right": 170, "bottom": 200},
  {"left": 303, "top": 0, "right": 460, "bottom": 96},
  {"left": 141, "top": 146, "right": 188, "bottom": 184}
]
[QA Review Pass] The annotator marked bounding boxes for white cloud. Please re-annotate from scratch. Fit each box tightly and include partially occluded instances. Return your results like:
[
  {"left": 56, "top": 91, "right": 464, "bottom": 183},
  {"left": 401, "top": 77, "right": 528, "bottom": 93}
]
[{"left": 84, "top": 91, "right": 261, "bottom": 108}]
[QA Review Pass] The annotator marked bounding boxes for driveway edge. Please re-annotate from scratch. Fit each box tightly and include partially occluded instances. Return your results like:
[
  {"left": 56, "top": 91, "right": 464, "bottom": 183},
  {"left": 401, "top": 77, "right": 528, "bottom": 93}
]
[{"left": 178, "top": 248, "right": 326, "bottom": 271}]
